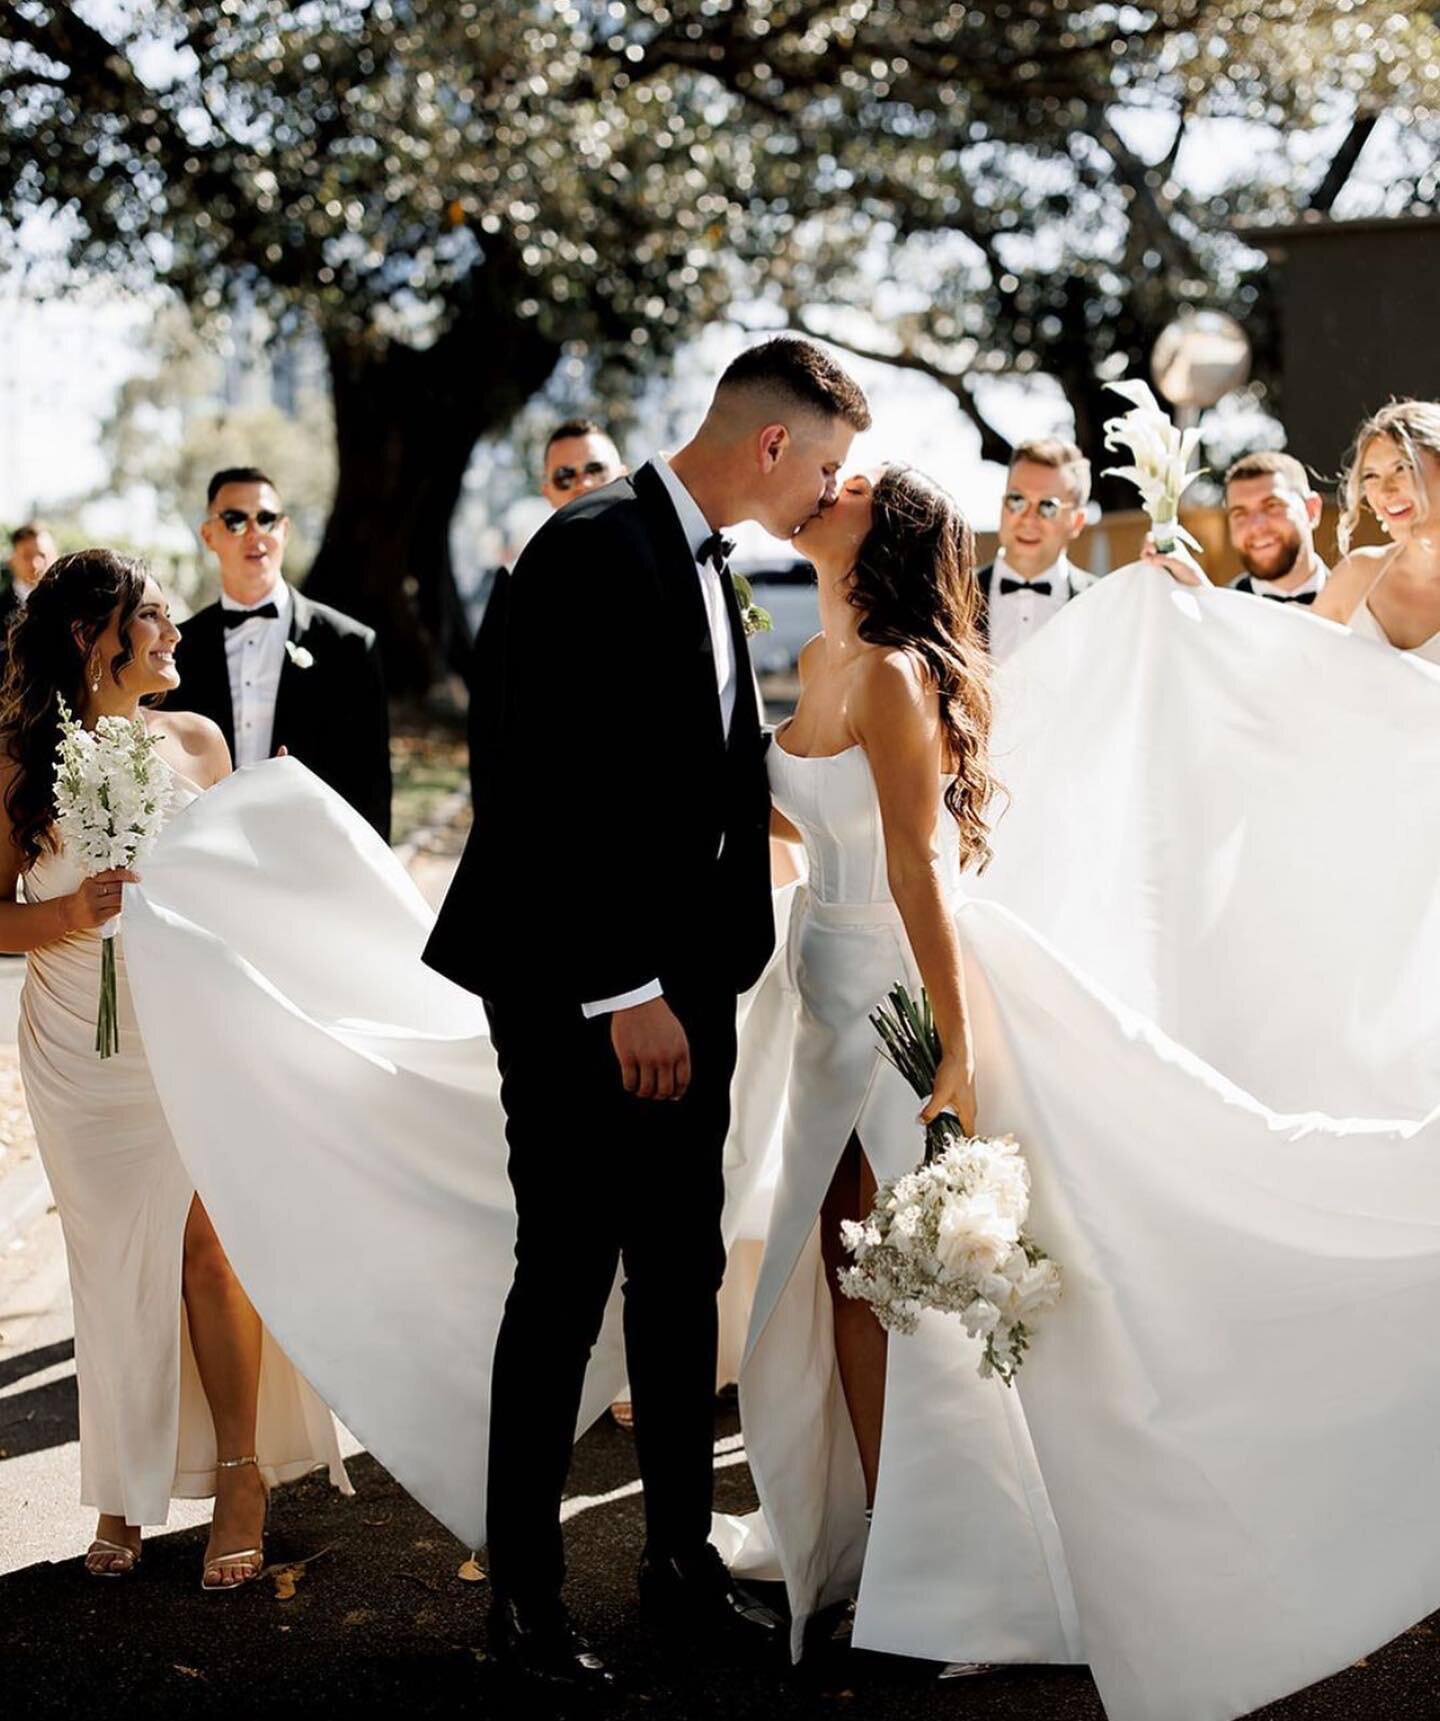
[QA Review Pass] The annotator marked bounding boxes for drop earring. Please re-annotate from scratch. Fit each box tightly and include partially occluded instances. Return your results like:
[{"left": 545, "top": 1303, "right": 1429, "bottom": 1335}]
[{"left": 89, "top": 659, "right": 102, "bottom": 693}]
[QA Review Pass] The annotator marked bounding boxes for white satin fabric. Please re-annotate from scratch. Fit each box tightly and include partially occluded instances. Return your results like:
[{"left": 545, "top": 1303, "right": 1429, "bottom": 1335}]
[
  {"left": 724, "top": 569, "right": 1440, "bottom": 1721},
  {"left": 20, "top": 764, "right": 349, "bottom": 1525},
  {"left": 114, "top": 759, "right": 786, "bottom": 1551}
]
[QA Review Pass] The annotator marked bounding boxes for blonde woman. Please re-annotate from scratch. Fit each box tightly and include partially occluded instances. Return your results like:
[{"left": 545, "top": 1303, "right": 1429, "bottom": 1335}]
[{"left": 1312, "top": 398, "right": 1440, "bottom": 662}]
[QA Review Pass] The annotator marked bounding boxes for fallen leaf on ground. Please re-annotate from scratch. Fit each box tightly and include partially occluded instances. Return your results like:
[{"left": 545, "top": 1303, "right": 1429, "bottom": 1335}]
[
  {"left": 173, "top": 1666, "right": 205, "bottom": 1680},
  {"left": 457, "top": 1558, "right": 485, "bottom": 1583},
  {"left": 270, "top": 1564, "right": 305, "bottom": 1601}
]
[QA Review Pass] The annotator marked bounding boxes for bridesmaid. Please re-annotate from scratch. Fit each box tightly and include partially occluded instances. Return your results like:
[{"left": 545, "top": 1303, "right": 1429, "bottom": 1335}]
[
  {"left": 1313, "top": 398, "right": 1440, "bottom": 661},
  {"left": 0, "top": 550, "right": 346, "bottom": 1586}
]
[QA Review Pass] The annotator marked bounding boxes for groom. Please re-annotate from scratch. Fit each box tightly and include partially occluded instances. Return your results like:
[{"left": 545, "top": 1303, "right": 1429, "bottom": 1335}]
[{"left": 426, "top": 337, "right": 870, "bottom": 1691}]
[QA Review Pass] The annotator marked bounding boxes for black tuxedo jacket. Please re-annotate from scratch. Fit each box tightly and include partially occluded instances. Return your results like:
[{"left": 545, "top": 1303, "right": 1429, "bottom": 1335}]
[
  {"left": 171, "top": 584, "right": 392, "bottom": 840},
  {"left": 426, "top": 465, "right": 775, "bottom": 1006}
]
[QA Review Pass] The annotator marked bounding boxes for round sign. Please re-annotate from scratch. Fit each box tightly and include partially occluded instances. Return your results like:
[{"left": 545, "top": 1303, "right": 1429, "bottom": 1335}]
[{"left": 1151, "top": 312, "right": 1252, "bottom": 410}]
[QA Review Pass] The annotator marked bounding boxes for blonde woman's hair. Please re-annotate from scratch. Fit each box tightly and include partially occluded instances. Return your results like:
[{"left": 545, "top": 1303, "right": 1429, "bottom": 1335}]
[{"left": 1339, "top": 399, "right": 1440, "bottom": 555}]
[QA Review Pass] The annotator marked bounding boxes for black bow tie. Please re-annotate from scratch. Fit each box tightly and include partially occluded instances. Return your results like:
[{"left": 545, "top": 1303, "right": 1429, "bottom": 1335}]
[
  {"left": 223, "top": 601, "right": 280, "bottom": 627},
  {"left": 697, "top": 531, "right": 735, "bottom": 572},
  {"left": 1260, "top": 588, "right": 1316, "bottom": 606},
  {"left": 999, "top": 577, "right": 1052, "bottom": 597}
]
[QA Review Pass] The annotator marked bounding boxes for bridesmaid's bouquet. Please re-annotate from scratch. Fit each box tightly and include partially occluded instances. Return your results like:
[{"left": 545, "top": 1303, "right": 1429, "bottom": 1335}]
[
  {"left": 52, "top": 700, "right": 169, "bottom": 1059},
  {"left": 836, "top": 984, "right": 1062, "bottom": 1384},
  {"left": 1101, "top": 376, "right": 1205, "bottom": 556}
]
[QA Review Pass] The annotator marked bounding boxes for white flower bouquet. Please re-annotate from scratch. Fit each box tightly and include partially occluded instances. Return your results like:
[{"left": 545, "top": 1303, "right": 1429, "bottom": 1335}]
[
  {"left": 837, "top": 985, "right": 1062, "bottom": 1383},
  {"left": 52, "top": 700, "right": 169, "bottom": 1058},
  {"left": 1101, "top": 377, "right": 1206, "bottom": 555}
]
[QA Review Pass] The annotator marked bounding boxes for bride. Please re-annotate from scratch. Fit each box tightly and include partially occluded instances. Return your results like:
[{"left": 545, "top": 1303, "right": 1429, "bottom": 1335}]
[
  {"left": 0, "top": 550, "right": 348, "bottom": 1586},
  {"left": 724, "top": 457, "right": 1440, "bottom": 1721},
  {"left": 727, "top": 465, "right": 1083, "bottom": 1668}
]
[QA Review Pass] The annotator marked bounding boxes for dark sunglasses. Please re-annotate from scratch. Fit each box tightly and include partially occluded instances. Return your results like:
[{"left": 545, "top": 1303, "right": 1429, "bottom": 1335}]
[
  {"left": 210, "top": 508, "right": 286, "bottom": 535},
  {"left": 1003, "top": 492, "right": 1068, "bottom": 521},
  {"left": 549, "top": 462, "right": 611, "bottom": 493}
]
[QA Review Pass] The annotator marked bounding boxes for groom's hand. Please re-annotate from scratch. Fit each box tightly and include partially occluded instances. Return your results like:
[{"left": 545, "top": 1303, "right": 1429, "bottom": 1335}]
[{"left": 611, "top": 998, "right": 691, "bottom": 1101}]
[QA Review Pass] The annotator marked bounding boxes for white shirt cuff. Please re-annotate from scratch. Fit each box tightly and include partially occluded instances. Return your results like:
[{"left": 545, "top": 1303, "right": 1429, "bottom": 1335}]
[{"left": 581, "top": 979, "right": 664, "bottom": 1019}]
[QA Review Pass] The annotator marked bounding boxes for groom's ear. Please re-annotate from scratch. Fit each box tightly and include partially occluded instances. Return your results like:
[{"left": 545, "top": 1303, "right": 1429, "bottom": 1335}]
[{"left": 757, "top": 423, "right": 790, "bottom": 473}]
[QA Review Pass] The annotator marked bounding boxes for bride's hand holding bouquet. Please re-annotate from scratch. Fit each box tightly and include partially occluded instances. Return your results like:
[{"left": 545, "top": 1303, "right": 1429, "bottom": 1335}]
[{"left": 919, "top": 1046, "right": 978, "bottom": 1138}]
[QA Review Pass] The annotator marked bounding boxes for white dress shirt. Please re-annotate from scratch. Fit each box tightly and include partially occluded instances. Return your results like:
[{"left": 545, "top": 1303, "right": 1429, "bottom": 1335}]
[
  {"left": 987, "top": 552, "right": 1076, "bottom": 665},
  {"left": 221, "top": 579, "right": 291, "bottom": 768},
  {"left": 12, "top": 579, "right": 34, "bottom": 607},
  {"left": 582, "top": 456, "right": 736, "bottom": 1019}
]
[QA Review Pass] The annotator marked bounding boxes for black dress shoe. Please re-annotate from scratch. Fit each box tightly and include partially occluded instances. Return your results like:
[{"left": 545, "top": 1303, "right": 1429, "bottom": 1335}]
[
  {"left": 638, "top": 1544, "right": 785, "bottom": 1645},
  {"left": 487, "top": 1595, "right": 618, "bottom": 1695}
]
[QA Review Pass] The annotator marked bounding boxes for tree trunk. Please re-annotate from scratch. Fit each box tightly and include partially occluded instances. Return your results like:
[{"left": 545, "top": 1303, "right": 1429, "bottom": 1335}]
[{"left": 305, "top": 285, "right": 560, "bottom": 697}]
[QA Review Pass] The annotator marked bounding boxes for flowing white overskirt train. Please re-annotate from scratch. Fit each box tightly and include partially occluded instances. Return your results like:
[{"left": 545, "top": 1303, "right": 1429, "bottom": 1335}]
[
  {"left": 108, "top": 570, "right": 1440, "bottom": 1721},
  {"left": 726, "top": 571, "right": 1440, "bottom": 1721},
  {"left": 119, "top": 762, "right": 789, "bottom": 1550}
]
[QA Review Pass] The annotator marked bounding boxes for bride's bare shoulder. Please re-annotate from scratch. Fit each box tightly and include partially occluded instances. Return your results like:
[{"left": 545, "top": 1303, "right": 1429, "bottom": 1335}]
[
  {"left": 796, "top": 633, "right": 825, "bottom": 684},
  {"left": 151, "top": 709, "right": 232, "bottom": 786},
  {"left": 850, "top": 646, "right": 932, "bottom": 727}
]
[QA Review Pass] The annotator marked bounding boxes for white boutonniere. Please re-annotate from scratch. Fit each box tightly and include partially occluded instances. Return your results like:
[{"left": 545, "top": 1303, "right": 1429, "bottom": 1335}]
[
  {"left": 285, "top": 640, "right": 315, "bottom": 670},
  {"left": 730, "top": 572, "right": 773, "bottom": 639}
]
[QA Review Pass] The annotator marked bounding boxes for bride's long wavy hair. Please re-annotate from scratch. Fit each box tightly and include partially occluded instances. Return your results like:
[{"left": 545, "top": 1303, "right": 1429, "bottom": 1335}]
[
  {"left": 847, "top": 465, "right": 1001, "bottom": 869},
  {"left": 1, "top": 549, "right": 153, "bottom": 867}
]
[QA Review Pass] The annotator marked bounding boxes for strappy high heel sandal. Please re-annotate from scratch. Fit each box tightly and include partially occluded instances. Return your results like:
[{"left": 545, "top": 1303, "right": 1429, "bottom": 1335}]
[
  {"left": 201, "top": 1454, "right": 269, "bottom": 1593},
  {"left": 85, "top": 1536, "right": 141, "bottom": 1578}
]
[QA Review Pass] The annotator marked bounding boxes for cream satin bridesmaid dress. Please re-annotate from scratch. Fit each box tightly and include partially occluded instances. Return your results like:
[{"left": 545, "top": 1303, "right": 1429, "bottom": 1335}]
[{"left": 19, "top": 758, "right": 347, "bottom": 1531}]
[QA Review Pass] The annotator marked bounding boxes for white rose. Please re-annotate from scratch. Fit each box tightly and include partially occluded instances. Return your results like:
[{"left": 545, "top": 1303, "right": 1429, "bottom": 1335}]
[
  {"left": 1014, "top": 1260, "right": 1063, "bottom": 1320},
  {"left": 286, "top": 641, "right": 315, "bottom": 669},
  {"left": 934, "top": 1192, "right": 1019, "bottom": 1279}
]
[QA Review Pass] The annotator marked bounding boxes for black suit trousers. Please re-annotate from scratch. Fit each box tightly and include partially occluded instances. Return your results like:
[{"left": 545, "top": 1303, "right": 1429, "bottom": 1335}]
[{"left": 482, "top": 976, "right": 737, "bottom": 1606}]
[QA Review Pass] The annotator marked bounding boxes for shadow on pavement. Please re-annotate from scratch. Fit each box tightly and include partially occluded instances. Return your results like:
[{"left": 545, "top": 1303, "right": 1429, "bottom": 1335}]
[{"left": 3, "top": 1404, "right": 1437, "bottom": 1719}]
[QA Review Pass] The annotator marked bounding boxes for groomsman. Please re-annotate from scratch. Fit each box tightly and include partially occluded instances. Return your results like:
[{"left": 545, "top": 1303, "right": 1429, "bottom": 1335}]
[
  {"left": 1146, "top": 451, "right": 1329, "bottom": 603},
  {"left": 540, "top": 417, "right": 627, "bottom": 511},
  {"left": 1, "top": 521, "right": 57, "bottom": 677},
  {"left": 1222, "top": 452, "right": 1329, "bottom": 603},
  {"left": 468, "top": 420, "right": 629, "bottom": 782},
  {"left": 977, "top": 438, "right": 1095, "bottom": 661},
  {"left": 171, "top": 468, "right": 392, "bottom": 839}
]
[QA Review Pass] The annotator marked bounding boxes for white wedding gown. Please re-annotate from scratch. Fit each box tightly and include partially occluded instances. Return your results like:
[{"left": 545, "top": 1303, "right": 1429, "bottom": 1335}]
[{"left": 720, "top": 570, "right": 1440, "bottom": 1721}]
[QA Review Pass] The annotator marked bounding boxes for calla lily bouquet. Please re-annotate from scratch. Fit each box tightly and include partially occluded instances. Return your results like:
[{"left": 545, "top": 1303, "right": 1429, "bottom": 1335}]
[
  {"left": 1101, "top": 377, "right": 1206, "bottom": 554},
  {"left": 52, "top": 699, "right": 169, "bottom": 1057}
]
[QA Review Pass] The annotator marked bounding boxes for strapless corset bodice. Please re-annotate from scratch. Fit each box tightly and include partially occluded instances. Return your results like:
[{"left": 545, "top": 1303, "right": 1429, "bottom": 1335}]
[{"left": 767, "top": 737, "right": 962, "bottom": 906}]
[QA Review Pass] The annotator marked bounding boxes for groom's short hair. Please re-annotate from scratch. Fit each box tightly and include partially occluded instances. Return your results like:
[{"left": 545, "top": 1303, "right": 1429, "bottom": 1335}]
[{"left": 715, "top": 338, "right": 871, "bottom": 432}]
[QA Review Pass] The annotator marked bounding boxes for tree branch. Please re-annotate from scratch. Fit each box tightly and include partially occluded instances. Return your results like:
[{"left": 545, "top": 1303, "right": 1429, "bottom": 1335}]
[
  {"left": 783, "top": 310, "right": 1013, "bottom": 464},
  {"left": 1308, "top": 111, "right": 1380, "bottom": 214}
]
